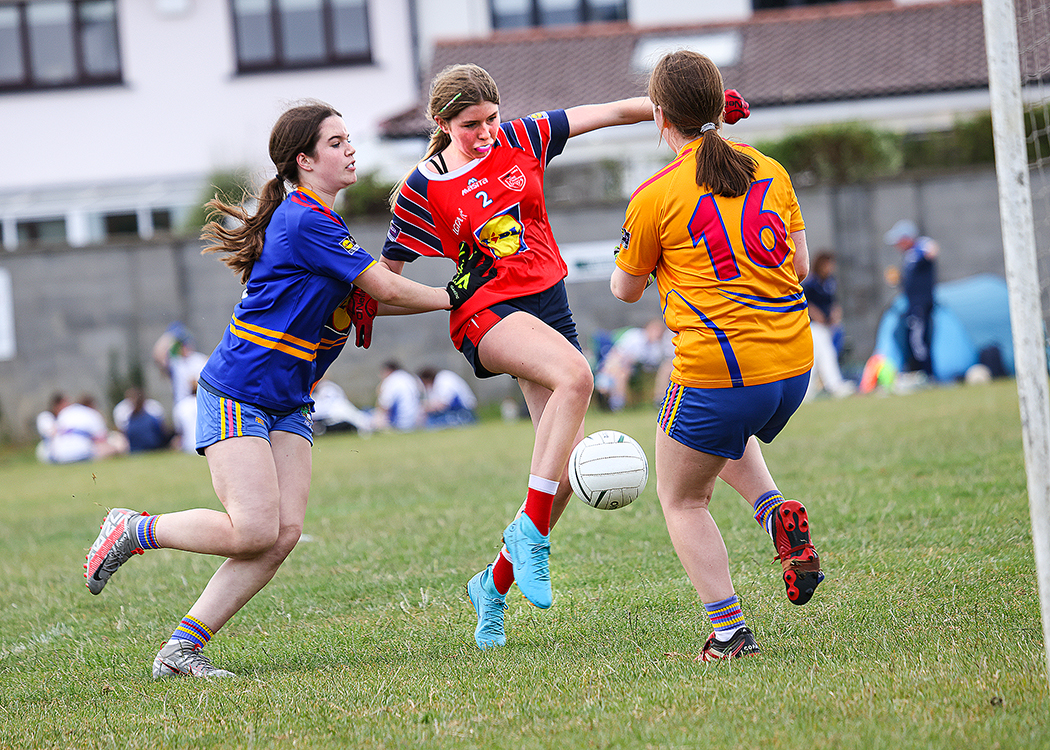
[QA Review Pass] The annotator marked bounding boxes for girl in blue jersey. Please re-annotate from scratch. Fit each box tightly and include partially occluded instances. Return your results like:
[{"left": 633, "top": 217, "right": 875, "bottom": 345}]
[{"left": 84, "top": 101, "right": 493, "bottom": 679}]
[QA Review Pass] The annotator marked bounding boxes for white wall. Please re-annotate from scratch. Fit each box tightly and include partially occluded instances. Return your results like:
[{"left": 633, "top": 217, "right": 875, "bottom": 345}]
[
  {"left": 0, "top": 0, "right": 419, "bottom": 227},
  {"left": 627, "top": 0, "right": 749, "bottom": 26}
]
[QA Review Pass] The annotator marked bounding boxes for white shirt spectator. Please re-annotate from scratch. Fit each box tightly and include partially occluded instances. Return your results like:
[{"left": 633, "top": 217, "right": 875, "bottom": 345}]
[
  {"left": 376, "top": 369, "right": 422, "bottom": 431},
  {"left": 49, "top": 402, "right": 109, "bottom": 463},
  {"left": 172, "top": 394, "right": 198, "bottom": 454},
  {"left": 425, "top": 370, "right": 477, "bottom": 413}
]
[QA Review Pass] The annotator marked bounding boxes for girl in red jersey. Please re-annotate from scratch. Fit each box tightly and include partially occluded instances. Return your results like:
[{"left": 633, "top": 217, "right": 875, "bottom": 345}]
[
  {"left": 381, "top": 63, "right": 653, "bottom": 649},
  {"left": 611, "top": 51, "right": 823, "bottom": 661}
]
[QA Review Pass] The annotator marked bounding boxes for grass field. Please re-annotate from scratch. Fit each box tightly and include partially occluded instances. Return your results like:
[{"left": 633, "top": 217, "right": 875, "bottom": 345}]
[{"left": 0, "top": 378, "right": 1047, "bottom": 749}]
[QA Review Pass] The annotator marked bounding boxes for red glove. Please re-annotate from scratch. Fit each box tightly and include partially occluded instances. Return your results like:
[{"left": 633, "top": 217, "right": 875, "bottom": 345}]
[
  {"left": 723, "top": 89, "right": 750, "bottom": 125},
  {"left": 349, "top": 287, "right": 378, "bottom": 348}
]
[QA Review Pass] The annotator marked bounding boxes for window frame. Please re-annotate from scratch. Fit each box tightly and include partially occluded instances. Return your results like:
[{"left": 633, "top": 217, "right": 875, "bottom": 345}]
[
  {"left": 0, "top": 0, "right": 122, "bottom": 93},
  {"left": 230, "top": 0, "right": 374, "bottom": 75},
  {"left": 490, "top": 0, "right": 627, "bottom": 31}
]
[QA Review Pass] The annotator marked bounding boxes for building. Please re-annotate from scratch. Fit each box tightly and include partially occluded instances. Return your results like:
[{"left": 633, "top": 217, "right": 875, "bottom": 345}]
[{"left": 0, "top": 0, "right": 998, "bottom": 252}]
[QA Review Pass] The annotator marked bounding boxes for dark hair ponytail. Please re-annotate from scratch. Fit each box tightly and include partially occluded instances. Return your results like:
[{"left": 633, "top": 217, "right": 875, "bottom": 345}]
[
  {"left": 649, "top": 50, "right": 756, "bottom": 198},
  {"left": 202, "top": 100, "right": 340, "bottom": 283}
]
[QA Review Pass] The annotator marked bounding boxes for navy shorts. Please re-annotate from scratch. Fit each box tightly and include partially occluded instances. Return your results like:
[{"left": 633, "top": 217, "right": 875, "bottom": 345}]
[
  {"left": 657, "top": 371, "right": 810, "bottom": 460},
  {"left": 195, "top": 384, "right": 314, "bottom": 455},
  {"left": 458, "top": 281, "right": 582, "bottom": 378}
]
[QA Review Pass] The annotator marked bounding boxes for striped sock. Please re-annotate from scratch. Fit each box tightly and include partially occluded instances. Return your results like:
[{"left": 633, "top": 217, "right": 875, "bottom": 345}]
[
  {"left": 753, "top": 491, "right": 785, "bottom": 536},
  {"left": 704, "top": 595, "right": 746, "bottom": 642},
  {"left": 133, "top": 514, "right": 163, "bottom": 550},
  {"left": 170, "top": 615, "right": 214, "bottom": 649}
]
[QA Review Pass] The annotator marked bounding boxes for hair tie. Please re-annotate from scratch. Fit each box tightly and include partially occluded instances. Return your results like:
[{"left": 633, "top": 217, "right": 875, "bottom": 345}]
[
  {"left": 274, "top": 173, "right": 282, "bottom": 183},
  {"left": 700, "top": 122, "right": 717, "bottom": 134},
  {"left": 438, "top": 92, "right": 462, "bottom": 114}
]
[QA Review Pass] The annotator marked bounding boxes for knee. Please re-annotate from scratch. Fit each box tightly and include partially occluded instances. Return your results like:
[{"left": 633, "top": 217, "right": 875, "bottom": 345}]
[
  {"left": 565, "top": 359, "right": 594, "bottom": 401},
  {"left": 268, "top": 522, "right": 304, "bottom": 562},
  {"left": 229, "top": 519, "right": 281, "bottom": 558}
]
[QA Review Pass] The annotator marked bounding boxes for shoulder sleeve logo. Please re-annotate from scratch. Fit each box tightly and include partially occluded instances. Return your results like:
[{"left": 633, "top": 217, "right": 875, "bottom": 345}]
[{"left": 340, "top": 235, "right": 361, "bottom": 254}]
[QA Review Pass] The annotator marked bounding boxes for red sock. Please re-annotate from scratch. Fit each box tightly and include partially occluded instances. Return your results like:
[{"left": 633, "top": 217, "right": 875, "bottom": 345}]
[
  {"left": 523, "top": 478, "right": 557, "bottom": 535},
  {"left": 491, "top": 549, "right": 514, "bottom": 595}
]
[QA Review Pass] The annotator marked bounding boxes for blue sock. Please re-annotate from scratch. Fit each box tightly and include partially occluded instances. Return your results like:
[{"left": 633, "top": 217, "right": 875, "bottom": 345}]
[
  {"left": 704, "top": 595, "right": 746, "bottom": 642},
  {"left": 171, "top": 616, "right": 213, "bottom": 649},
  {"left": 753, "top": 491, "right": 784, "bottom": 536}
]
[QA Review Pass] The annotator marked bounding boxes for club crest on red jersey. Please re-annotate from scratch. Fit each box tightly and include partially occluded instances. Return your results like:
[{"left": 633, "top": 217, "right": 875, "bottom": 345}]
[{"left": 499, "top": 165, "right": 527, "bottom": 192}]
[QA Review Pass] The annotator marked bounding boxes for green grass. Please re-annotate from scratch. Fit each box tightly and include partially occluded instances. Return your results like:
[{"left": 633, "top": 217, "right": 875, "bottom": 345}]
[{"left": 0, "top": 379, "right": 1046, "bottom": 749}]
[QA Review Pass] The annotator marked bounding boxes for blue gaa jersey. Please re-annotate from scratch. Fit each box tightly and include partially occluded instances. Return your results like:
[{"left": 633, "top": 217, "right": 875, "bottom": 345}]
[{"left": 200, "top": 188, "right": 376, "bottom": 413}]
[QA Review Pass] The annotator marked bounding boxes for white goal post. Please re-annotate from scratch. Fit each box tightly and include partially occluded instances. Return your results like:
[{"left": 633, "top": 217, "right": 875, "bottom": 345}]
[{"left": 983, "top": 0, "right": 1050, "bottom": 684}]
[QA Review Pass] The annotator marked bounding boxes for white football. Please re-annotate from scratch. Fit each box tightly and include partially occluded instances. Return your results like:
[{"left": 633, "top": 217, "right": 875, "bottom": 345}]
[{"left": 569, "top": 430, "right": 649, "bottom": 510}]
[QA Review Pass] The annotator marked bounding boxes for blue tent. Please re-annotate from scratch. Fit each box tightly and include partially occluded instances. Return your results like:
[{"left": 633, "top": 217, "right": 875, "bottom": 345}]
[{"left": 873, "top": 274, "right": 1015, "bottom": 381}]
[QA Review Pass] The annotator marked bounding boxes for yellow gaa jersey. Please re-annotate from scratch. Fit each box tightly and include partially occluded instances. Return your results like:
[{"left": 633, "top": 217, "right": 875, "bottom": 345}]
[{"left": 616, "top": 139, "right": 812, "bottom": 389}]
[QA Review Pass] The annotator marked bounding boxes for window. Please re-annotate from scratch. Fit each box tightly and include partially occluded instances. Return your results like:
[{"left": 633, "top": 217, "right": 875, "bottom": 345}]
[
  {"left": 232, "top": 0, "right": 371, "bottom": 73},
  {"left": 491, "top": 0, "right": 626, "bottom": 30},
  {"left": 752, "top": 0, "right": 881, "bottom": 9},
  {"left": 16, "top": 218, "right": 66, "bottom": 246},
  {"left": 0, "top": 1, "right": 121, "bottom": 92}
]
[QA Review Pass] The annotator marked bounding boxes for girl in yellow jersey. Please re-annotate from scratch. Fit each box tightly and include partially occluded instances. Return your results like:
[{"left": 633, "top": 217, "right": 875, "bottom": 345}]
[{"left": 611, "top": 50, "right": 823, "bottom": 661}]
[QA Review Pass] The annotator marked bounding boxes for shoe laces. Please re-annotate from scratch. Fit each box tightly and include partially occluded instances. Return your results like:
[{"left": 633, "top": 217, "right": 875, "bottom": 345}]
[
  {"left": 528, "top": 539, "right": 551, "bottom": 582},
  {"left": 175, "top": 643, "right": 223, "bottom": 675}
]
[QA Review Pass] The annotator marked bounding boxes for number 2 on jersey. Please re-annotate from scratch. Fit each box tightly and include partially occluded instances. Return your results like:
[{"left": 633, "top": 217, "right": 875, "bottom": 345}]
[{"left": 687, "top": 178, "right": 790, "bottom": 282}]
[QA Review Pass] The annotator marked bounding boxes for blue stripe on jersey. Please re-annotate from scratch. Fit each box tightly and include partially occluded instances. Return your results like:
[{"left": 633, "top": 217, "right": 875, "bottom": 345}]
[
  {"left": 399, "top": 172, "right": 435, "bottom": 225},
  {"left": 716, "top": 288, "right": 808, "bottom": 313},
  {"left": 500, "top": 121, "right": 521, "bottom": 150},
  {"left": 391, "top": 217, "right": 443, "bottom": 256},
  {"left": 668, "top": 290, "right": 745, "bottom": 387},
  {"left": 521, "top": 118, "right": 543, "bottom": 162}
]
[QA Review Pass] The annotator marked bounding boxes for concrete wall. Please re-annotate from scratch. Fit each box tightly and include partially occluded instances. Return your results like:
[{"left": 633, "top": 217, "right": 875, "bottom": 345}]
[{"left": 2, "top": 165, "right": 1041, "bottom": 443}]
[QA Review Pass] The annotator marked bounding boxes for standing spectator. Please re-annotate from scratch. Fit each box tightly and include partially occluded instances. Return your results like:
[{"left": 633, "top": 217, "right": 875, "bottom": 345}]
[
  {"left": 611, "top": 50, "right": 822, "bottom": 661},
  {"left": 373, "top": 361, "right": 423, "bottom": 431},
  {"left": 884, "top": 219, "right": 938, "bottom": 380},
  {"left": 153, "top": 322, "right": 209, "bottom": 406},
  {"left": 171, "top": 376, "right": 199, "bottom": 455},
  {"left": 418, "top": 366, "right": 478, "bottom": 428},
  {"left": 802, "top": 251, "right": 854, "bottom": 399}
]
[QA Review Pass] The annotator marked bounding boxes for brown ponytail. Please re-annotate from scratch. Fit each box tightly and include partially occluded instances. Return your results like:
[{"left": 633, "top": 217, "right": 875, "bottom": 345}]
[
  {"left": 388, "top": 64, "right": 500, "bottom": 210},
  {"left": 649, "top": 50, "right": 756, "bottom": 198},
  {"left": 202, "top": 101, "right": 341, "bottom": 283}
]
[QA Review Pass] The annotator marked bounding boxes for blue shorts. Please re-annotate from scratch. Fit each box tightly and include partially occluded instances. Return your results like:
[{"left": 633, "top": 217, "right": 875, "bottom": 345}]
[
  {"left": 195, "top": 384, "right": 314, "bottom": 455},
  {"left": 458, "top": 281, "right": 582, "bottom": 378},
  {"left": 657, "top": 371, "right": 810, "bottom": 460}
]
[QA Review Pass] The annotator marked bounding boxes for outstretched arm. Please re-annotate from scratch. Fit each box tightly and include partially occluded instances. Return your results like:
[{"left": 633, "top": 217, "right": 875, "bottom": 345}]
[{"left": 566, "top": 97, "right": 653, "bottom": 137}]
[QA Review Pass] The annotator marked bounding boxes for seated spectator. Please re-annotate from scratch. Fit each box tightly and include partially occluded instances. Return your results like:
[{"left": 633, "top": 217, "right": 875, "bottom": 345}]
[
  {"left": 418, "top": 367, "right": 477, "bottom": 428},
  {"left": 123, "top": 387, "right": 171, "bottom": 453},
  {"left": 113, "top": 387, "right": 166, "bottom": 434},
  {"left": 41, "top": 393, "right": 127, "bottom": 463},
  {"left": 373, "top": 361, "right": 422, "bottom": 432},
  {"left": 311, "top": 378, "right": 372, "bottom": 435},
  {"left": 594, "top": 319, "right": 673, "bottom": 411}
]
